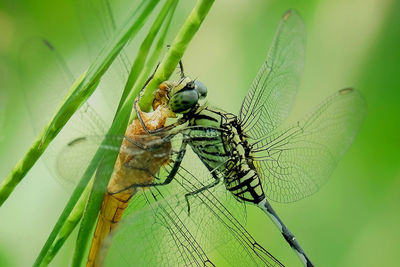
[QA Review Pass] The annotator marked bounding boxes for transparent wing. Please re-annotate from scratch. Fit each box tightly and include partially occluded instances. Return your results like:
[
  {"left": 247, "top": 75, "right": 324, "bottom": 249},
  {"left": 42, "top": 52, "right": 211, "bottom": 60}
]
[
  {"left": 251, "top": 88, "right": 367, "bottom": 202},
  {"left": 239, "top": 9, "right": 306, "bottom": 140},
  {"left": 105, "top": 148, "right": 284, "bottom": 266},
  {"left": 19, "top": 0, "right": 135, "bottom": 189},
  {"left": 18, "top": 38, "right": 108, "bottom": 190},
  {"left": 74, "top": 0, "right": 132, "bottom": 109},
  {"left": 55, "top": 128, "right": 186, "bottom": 192},
  {"left": 75, "top": 0, "right": 133, "bottom": 66},
  {"left": 55, "top": 127, "right": 224, "bottom": 192},
  {"left": 105, "top": 189, "right": 215, "bottom": 267}
]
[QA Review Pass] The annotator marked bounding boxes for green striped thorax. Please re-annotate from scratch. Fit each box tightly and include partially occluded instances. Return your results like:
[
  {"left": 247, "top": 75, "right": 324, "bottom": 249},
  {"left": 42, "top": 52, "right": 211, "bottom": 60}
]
[{"left": 167, "top": 77, "right": 207, "bottom": 113}]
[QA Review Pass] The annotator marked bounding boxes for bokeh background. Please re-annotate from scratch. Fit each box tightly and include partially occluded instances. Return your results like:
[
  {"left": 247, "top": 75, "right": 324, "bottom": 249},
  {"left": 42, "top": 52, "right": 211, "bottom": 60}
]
[{"left": 1, "top": 0, "right": 399, "bottom": 266}]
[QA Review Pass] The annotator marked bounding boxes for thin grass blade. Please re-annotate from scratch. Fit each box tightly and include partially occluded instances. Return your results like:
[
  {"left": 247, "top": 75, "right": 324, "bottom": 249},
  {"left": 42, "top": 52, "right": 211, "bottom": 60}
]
[
  {"left": 0, "top": 0, "right": 160, "bottom": 206},
  {"left": 73, "top": 1, "right": 214, "bottom": 266},
  {"left": 71, "top": 1, "right": 178, "bottom": 265},
  {"left": 138, "top": 0, "right": 215, "bottom": 114},
  {"left": 31, "top": 1, "right": 162, "bottom": 265}
]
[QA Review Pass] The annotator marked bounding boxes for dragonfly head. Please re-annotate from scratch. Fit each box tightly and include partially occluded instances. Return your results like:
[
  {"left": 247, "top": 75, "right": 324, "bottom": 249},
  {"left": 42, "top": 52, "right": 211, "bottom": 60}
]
[{"left": 168, "top": 77, "right": 207, "bottom": 113}]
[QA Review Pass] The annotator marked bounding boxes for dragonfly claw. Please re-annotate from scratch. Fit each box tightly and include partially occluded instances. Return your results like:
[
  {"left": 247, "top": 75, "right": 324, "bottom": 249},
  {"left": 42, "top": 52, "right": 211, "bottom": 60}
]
[{"left": 185, "top": 194, "right": 191, "bottom": 216}]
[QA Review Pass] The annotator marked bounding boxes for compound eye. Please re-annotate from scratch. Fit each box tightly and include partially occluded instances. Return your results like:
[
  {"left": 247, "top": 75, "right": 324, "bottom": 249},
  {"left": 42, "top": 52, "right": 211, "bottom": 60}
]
[
  {"left": 169, "top": 89, "right": 199, "bottom": 113},
  {"left": 194, "top": 80, "right": 207, "bottom": 99}
]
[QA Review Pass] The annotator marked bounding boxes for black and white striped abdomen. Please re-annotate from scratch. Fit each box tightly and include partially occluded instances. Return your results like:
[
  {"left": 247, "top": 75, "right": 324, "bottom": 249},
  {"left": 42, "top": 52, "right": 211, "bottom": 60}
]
[{"left": 224, "top": 161, "right": 265, "bottom": 203}]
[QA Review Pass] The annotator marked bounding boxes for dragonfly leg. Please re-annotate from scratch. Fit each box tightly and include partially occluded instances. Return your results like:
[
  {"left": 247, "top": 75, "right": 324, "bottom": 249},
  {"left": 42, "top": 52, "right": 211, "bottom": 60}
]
[
  {"left": 139, "top": 117, "right": 187, "bottom": 135},
  {"left": 123, "top": 133, "right": 176, "bottom": 151},
  {"left": 134, "top": 62, "right": 166, "bottom": 134},
  {"left": 135, "top": 97, "right": 188, "bottom": 135},
  {"left": 134, "top": 69, "right": 158, "bottom": 134},
  {"left": 178, "top": 60, "right": 185, "bottom": 78},
  {"left": 123, "top": 165, "right": 161, "bottom": 180},
  {"left": 185, "top": 174, "right": 221, "bottom": 215}
]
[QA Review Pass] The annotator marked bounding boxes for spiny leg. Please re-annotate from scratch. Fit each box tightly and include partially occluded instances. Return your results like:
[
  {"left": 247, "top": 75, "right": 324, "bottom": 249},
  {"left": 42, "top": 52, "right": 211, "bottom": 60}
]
[
  {"left": 183, "top": 157, "right": 232, "bottom": 214},
  {"left": 178, "top": 60, "right": 185, "bottom": 78},
  {"left": 134, "top": 65, "right": 159, "bottom": 134},
  {"left": 185, "top": 172, "right": 221, "bottom": 215},
  {"left": 123, "top": 133, "right": 176, "bottom": 152}
]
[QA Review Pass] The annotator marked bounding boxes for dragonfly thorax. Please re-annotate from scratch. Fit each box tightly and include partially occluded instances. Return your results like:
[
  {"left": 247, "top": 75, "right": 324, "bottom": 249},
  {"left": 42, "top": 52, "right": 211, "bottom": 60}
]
[
  {"left": 164, "top": 77, "right": 265, "bottom": 204},
  {"left": 187, "top": 107, "right": 266, "bottom": 204}
]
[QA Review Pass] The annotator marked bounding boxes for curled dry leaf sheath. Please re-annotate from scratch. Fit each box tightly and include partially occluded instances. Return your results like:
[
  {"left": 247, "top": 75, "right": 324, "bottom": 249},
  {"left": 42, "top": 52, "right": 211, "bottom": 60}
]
[{"left": 87, "top": 89, "right": 175, "bottom": 267}]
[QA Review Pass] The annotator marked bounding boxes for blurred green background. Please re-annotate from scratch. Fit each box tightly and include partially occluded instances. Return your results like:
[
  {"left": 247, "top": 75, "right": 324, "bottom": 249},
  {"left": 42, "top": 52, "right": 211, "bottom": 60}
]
[{"left": 1, "top": 0, "right": 399, "bottom": 266}]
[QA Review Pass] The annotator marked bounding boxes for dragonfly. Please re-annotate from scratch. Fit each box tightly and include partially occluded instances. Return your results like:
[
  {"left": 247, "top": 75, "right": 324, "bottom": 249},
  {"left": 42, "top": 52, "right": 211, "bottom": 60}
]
[
  {"left": 18, "top": 6, "right": 285, "bottom": 267},
  {"left": 132, "top": 9, "right": 367, "bottom": 267},
  {"left": 20, "top": 41, "right": 285, "bottom": 267}
]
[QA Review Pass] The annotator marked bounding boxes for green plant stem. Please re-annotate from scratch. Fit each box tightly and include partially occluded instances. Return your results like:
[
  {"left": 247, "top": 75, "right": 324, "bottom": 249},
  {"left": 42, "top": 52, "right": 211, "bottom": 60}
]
[
  {"left": 33, "top": 145, "right": 105, "bottom": 267},
  {"left": 71, "top": 1, "right": 178, "bottom": 266},
  {"left": 38, "top": 4, "right": 179, "bottom": 266},
  {"left": 137, "top": 0, "right": 215, "bottom": 114},
  {"left": 41, "top": 178, "right": 94, "bottom": 266},
  {"left": 72, "top": 1, "right": 214, "bottom": 266},
  {"left": 31, "top": 0, "right": 213, "bottom": 265},
  {"left": 32, "top": 1, "right": 162, "bottom": 266},
  {"left": 128, "top": 0, "right": 177, "bottom": 121},
  {"left": 0, "top": 72, "right": 82, "bottom": 206},
  {"left": 115, "top": 0, "right": 177, "bottom": 116},
  {"left": 0, "top": 0, "right": 160, "bottom": 206}
]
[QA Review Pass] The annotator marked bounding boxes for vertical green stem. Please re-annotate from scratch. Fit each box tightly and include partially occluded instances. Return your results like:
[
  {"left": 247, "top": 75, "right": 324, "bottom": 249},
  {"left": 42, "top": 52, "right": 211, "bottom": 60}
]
[
  {"left": 138, "top": 0, "right": 215, "bottom": 112},
  {"left": 115, "top": 0, "right": 177, "bottom": 115},
  {"left": 129, "top": 0, "right": 178, "bottom": 121},
  {"left": 41, "top": 178, "right": 94, "bottom": 266},
  {"left": 71, "top": 1, "right": 179, "bottom": 266},
  {"left": 0, "top": 0, "right": 160, "bottom": 206},
  {"left": 31, "top": 1, "right": 161, "bottom": 266}
]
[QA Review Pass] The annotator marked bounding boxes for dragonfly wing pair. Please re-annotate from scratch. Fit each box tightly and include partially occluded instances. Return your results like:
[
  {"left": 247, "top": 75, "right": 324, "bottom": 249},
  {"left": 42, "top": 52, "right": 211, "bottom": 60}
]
[
  {"left": 105, "top": 149, "right": 283, "bottom": 267},
  {"left": 239, "top": 9, "right": 306, "bottom": 139},
  {"left": 18, "top": 38, "right": 109, "bottom": 190},
  {"left": 238, "top": 10, "right": 366, "bottom": 202},
  {"left": 251, "top": 88, "right": 366, "bottom": 202},
  {"left": 17, "top": 2, "right": 285, "bottom": 266}
]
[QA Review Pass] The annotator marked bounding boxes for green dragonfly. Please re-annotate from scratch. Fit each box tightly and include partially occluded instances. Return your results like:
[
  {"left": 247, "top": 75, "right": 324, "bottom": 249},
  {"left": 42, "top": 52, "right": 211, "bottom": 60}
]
[
  {"left": 18, "top": 4, "right": 285, "bottom": 267},
  {"left": 133, "top": 9, "right": 366, "bottom": 267},
  {"left": 19, "top": 2, "right": 365, "bottom": 266},
  {"left": 19, "top": 39, "right": 284, "bottom": 267}
]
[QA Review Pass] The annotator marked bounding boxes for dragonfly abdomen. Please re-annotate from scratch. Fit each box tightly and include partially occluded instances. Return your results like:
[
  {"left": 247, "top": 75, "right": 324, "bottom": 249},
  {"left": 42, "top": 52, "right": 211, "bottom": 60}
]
[{"left": 224, "top": 165, "right": 265, "bottom": 203}]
